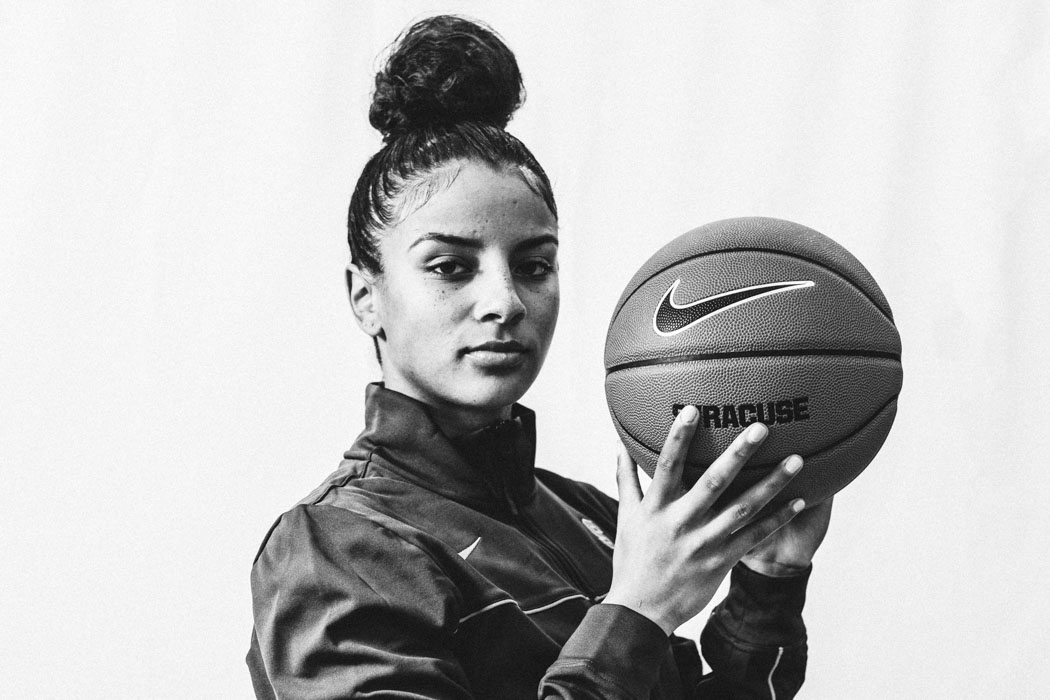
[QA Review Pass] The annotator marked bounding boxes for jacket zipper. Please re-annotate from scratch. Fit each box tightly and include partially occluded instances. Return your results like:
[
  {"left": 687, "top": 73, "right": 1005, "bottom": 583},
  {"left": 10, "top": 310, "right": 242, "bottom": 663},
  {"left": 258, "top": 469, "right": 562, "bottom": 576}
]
[
  {"left": 488, "top": 422, "right": 599, "bottom": 601},
  {"left": 502, "top": 483, "right": 597, "bottom": 600}
]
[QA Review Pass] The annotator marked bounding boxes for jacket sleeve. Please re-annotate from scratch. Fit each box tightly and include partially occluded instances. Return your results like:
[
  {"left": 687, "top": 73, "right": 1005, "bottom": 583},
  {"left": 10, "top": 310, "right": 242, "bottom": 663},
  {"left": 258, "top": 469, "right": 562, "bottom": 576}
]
[
  {"left": 693, "top": 562, "right": 811, "bottom": 699},
  {"left": 249, "top": 504, "right": 475, "bottom": 700},
  {"left": 538, "top": 563, "right": 809, "bottom": 700},
  {"left": 539, "top": 474, "right": 811, "bottom": 699},
  {"left": 539, "top": 603, "right": 674, "bottom": 699}
]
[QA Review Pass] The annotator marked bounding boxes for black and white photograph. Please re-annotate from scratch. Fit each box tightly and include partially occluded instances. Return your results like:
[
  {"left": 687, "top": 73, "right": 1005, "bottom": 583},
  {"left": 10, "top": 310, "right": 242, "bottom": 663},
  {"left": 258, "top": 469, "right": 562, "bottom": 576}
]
[{"left": 3, "top": 2, "right": 1048, "bottom": 697}]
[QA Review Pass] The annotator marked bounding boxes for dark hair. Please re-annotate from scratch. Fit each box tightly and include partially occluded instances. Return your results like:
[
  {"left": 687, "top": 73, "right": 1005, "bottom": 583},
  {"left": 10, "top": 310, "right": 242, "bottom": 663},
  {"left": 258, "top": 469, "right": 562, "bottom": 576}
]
[{"left": 347, "top": 15, "right": 558, "bottom": 275}]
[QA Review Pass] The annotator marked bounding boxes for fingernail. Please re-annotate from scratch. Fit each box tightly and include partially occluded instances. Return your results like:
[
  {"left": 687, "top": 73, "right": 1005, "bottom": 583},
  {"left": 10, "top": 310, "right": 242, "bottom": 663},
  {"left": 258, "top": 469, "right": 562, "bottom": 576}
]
[
  {"left": 680, "top": 405, "right": 698, "bottom": 424},
  {"left": 784, "top": 455, "right": 803, "bottom": 474},
  {"left": 747, "top": 422, "right": 768, "bottom": 444},
  {"left": 791, "top": 498, "right": 806, "bottom": 513}
]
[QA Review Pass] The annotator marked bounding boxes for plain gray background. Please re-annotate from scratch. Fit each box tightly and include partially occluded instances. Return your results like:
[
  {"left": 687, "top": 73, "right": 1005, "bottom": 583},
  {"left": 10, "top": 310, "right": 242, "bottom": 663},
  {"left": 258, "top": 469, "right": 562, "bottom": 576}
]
[{"left": 3, "top": 1, "right": 1048, "bottom": 697}]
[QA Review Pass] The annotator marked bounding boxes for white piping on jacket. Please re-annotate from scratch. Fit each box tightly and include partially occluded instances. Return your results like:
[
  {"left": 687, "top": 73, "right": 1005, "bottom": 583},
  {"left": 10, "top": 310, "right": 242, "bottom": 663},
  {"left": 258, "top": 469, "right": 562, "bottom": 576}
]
[
  {"left": 458, "top": 599, "right": 517, "bottom": 624},
  {"left": 523, "top": 594, "right": 588, "bottom": 615},
  {"left": 457, "top": 593, "right": 591, "bottom": 625},
  {"left": 767, "top": 645, "right": 785, "bottom": 699}
]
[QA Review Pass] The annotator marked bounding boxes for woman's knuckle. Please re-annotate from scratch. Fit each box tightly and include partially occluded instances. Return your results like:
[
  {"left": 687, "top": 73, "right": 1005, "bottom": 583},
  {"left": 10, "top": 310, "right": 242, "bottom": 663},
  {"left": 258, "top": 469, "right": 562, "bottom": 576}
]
[
  {"left": 702, "top": 551, "right": 726, "bottom": 571},
  {"left": 656, "top": 455, "right": 677, "bottom": 473},
  {"left": 702, "top": 473, "right": 724, "bottom": 492}
]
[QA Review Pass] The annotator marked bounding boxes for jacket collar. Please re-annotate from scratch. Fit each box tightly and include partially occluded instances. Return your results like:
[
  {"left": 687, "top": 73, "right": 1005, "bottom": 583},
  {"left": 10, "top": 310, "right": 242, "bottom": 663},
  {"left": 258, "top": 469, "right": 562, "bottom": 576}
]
[{"left": 344, "top": 383, "right": 537, "bottom": 512}]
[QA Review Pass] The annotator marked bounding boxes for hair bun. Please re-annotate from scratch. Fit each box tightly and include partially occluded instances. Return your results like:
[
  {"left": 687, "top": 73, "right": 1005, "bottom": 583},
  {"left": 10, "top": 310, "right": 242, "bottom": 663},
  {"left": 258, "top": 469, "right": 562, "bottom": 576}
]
[{"left": 369, "top": 15, "right": 524, "bottom": 141}]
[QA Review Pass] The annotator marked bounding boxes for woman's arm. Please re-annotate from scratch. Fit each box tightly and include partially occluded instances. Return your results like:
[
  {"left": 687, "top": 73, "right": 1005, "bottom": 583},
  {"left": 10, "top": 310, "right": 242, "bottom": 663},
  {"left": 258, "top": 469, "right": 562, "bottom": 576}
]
[
  {"left": 250, "top": 409, "right": 830, "bottom": 700},
  {"left": 543, "top": 406, "right": 830, "bottom": 699}
]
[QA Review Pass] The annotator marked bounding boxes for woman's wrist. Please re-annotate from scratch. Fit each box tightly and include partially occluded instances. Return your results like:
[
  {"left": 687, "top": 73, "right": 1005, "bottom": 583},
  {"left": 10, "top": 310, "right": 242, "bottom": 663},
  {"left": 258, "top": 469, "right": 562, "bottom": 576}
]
[
  {"left": 601, "top": 592, "right": 676, "bottom": 636},
  {"left": 739, "top": 556, "right": 812, "bottom": 578}
]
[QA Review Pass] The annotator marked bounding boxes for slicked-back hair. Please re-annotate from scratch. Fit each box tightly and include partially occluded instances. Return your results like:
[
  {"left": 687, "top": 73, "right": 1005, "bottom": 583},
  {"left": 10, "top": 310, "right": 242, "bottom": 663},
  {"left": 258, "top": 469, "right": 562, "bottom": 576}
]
[{"left": 347, "top": 122, "right": 557, "bottom": 274}]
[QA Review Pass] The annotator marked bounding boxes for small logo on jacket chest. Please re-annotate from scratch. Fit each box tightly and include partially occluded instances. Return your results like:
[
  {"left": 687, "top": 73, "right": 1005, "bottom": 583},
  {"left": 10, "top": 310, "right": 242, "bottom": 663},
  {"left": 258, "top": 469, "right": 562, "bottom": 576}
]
[{"left": 581, "top": 518, "right": 614, "bottom": 549}]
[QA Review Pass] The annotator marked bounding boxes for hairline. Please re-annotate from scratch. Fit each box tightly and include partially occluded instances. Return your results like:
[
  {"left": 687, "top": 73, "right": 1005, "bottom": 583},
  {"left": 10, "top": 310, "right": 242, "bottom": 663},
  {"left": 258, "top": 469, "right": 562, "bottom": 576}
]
[{"left": 373, "top": 157, "right": 557, "bottom": 270}]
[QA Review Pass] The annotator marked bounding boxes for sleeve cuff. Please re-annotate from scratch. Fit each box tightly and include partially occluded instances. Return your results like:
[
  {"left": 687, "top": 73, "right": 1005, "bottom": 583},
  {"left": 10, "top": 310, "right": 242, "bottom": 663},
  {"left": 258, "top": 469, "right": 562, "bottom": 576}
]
[
  {"left": 547, "top": 603, "right": 670, "bottom": 698},
  {"left": 712, "top": 561, "right": 811, "bottom": 647}
]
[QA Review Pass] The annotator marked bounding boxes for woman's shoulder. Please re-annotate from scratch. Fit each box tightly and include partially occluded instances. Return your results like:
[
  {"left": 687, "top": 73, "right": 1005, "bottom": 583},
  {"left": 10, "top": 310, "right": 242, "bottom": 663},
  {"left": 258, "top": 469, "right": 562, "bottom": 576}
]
[
  {"left": 252, "top": 461, "right": 428, "bottom": 567},
  {"left": 249, "top": 464, "right": 514, "bottom": 628},
  {"left": 248, "top": 498, "right": 499, "bottom": 655},
  {"left": 250, "top": 451, "right": 496, "bottom": 583},
  {"left": 250, "top": 486, "right": 474, "bottom": 611}
]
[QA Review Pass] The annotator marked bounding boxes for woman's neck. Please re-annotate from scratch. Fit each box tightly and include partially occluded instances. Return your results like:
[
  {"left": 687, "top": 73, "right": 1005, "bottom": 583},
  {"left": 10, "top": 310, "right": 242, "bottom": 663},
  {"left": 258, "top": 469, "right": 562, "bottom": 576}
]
[
  {"left": 429, "top": 403, "right": 515, "bottom": 438},
  {"left": 381, "top": 382, "right": 514, "bottom": 438}
]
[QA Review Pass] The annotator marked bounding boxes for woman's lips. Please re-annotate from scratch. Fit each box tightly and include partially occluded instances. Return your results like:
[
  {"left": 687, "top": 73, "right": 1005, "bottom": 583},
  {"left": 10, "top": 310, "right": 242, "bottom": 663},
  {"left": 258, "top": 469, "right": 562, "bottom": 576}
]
[
  {"left": 463, "top": 341, "right": 530, "bottom": 369},
  {"left": 466, "top": 340, "right": 528, "bottom": 353}
]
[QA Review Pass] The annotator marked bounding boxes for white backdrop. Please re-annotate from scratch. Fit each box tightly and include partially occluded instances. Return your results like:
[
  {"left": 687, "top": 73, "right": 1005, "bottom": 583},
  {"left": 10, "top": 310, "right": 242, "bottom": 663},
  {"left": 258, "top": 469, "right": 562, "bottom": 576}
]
[{"left": 3, "top": 2, "right": 1049, "bottom": 698}]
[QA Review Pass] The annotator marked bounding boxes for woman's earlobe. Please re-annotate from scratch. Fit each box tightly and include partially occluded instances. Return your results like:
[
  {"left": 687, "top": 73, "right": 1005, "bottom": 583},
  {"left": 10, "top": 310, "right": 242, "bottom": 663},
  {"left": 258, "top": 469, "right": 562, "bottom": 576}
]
[{"left": 346, "top": 264, "right": 382, "bottom": 337}]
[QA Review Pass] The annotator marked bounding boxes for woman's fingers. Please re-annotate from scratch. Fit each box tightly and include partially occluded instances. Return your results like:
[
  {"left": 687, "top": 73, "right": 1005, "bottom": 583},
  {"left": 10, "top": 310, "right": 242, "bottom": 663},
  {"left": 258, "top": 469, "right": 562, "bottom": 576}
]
[
  {"left": 647, "top": 405, "right": 700, "bottom": 506},
  {"left": 730, "top": 498, "right": 806, "bottom": 557},
  {"left": 708, "top": 454, "right": 804, "bottom": 534},
  {"left": 686, "top": 421, "right": 769, "bottom": 511},
  {"left": 615, "top": 442, "right": 643, "bottom": 509}
]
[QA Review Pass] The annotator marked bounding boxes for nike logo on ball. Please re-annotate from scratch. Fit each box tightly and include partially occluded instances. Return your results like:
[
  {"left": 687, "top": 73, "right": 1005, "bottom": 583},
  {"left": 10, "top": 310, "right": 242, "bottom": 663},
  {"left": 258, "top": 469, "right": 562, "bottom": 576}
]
[{"left": 653, "top": 279, "right": 815, "bottom": 336}]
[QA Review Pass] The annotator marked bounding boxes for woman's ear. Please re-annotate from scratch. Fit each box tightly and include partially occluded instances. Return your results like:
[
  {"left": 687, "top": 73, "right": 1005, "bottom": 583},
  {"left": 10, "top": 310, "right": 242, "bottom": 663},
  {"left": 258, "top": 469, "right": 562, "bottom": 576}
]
[{"left": 346, "top": 264, "right": 382, "bottom": 338}]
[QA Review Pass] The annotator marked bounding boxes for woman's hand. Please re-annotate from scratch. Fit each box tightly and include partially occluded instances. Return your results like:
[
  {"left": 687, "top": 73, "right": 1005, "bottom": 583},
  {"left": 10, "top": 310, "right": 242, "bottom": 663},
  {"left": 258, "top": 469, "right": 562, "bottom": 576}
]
[
  {"left": 603, "top": 405, "right": 805, "bottom": 636},
  {"left": 741, "top": 497, "right": 833, "bottom": 577}
]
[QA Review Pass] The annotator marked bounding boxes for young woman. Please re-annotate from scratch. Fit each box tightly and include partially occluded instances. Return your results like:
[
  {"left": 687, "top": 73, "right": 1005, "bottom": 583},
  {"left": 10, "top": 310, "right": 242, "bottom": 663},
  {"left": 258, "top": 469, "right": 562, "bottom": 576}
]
[{"left": 248, "top": 15, "right": 832, "bottom": 699}]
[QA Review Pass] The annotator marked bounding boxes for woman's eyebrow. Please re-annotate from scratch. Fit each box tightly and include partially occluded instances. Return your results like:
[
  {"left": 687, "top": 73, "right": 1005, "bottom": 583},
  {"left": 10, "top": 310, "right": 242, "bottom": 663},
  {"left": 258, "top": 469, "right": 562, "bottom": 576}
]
[
  {"left": 408, "top": 232, "right": 559, "bottom": 251},
  {"left": 408, "top": 232, "right": 483, "bottom": 250},
  {"left": 514, "top": 234, "right": 559, "bottom": 252}
]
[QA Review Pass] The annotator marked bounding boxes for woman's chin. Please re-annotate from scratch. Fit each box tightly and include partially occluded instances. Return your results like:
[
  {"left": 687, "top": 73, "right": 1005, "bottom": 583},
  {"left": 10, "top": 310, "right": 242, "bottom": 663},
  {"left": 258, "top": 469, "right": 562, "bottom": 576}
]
[
  {"left": 451, "top": 371, "right": 537, "bottom": 413},
  {"left": 386, "top": 363, "right": 542, "bottom": 426}
]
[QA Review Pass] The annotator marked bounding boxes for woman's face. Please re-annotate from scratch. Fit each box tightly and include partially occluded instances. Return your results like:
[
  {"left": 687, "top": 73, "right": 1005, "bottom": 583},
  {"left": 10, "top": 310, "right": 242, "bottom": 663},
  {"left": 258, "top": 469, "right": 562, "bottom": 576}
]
[{"left": 364, "top": 161, "right": 559, "bottom": 432}]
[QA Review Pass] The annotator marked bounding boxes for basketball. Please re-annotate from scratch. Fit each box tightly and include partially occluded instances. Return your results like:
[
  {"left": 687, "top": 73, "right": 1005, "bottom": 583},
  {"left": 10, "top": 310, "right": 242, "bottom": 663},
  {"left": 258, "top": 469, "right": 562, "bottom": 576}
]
[{"left": 604, "top": 217, "right": 903, "bottom": 507}]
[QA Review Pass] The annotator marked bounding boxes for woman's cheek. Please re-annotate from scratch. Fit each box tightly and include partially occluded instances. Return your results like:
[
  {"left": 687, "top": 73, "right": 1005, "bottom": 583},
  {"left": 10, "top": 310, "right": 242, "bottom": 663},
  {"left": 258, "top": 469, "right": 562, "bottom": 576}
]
[{"left": 538, "top": 282, "right": 560, "bottom": 330}]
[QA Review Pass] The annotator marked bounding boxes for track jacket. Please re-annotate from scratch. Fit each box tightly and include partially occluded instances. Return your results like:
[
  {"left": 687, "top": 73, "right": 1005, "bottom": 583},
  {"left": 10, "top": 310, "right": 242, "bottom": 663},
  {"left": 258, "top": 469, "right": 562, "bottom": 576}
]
[{"left": 248, "top": 384, "right": 810, "bottom": 699}]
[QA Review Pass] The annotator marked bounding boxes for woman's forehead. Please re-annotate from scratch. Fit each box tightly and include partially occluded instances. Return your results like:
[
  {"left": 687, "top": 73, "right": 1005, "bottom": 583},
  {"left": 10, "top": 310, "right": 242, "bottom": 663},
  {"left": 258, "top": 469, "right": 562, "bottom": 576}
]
[{"left": 391, "top": 162, "right": 558, "bottom": 246}]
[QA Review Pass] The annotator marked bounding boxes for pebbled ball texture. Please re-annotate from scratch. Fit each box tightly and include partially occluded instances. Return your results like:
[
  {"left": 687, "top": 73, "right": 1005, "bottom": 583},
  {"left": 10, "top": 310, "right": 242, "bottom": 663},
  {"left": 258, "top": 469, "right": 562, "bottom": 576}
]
[{"left": 604, "top": 217, "right": 903, "bottom": 508}]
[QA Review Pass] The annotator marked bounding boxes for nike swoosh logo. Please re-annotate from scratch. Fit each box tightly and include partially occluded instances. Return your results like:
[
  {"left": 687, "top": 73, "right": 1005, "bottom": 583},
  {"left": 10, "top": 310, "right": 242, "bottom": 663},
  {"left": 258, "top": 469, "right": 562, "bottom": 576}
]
[
  {"left": 457, "top": 536, "right": 481, "bottom": 560},
  {"left": 653, "top": 279, "right": 814, "bottom": 336}
]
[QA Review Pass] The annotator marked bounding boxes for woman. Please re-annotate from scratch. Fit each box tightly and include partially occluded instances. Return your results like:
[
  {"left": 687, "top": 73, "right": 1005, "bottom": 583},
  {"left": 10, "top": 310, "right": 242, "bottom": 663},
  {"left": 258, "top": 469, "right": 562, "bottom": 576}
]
[{"left": 249, "top": 15, "right": 832, "bottom": 699}]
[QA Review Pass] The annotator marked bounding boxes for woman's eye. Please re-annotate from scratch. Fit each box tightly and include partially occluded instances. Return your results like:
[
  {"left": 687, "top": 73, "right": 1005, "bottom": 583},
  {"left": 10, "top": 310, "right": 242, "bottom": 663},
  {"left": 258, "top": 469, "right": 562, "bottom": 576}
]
[
  {"left": 517, "top": 259, "right": 556, "bottom": 279},
  {"left": 426, "top": 259, "right": 471, "bottom": 277}
]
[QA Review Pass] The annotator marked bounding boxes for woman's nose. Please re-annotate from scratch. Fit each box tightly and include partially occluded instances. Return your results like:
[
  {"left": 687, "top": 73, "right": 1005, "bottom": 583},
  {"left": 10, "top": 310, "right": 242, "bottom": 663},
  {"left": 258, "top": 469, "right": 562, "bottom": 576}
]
[{"left": 474, "top": 270, "right": 526, "bottom": 325}]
